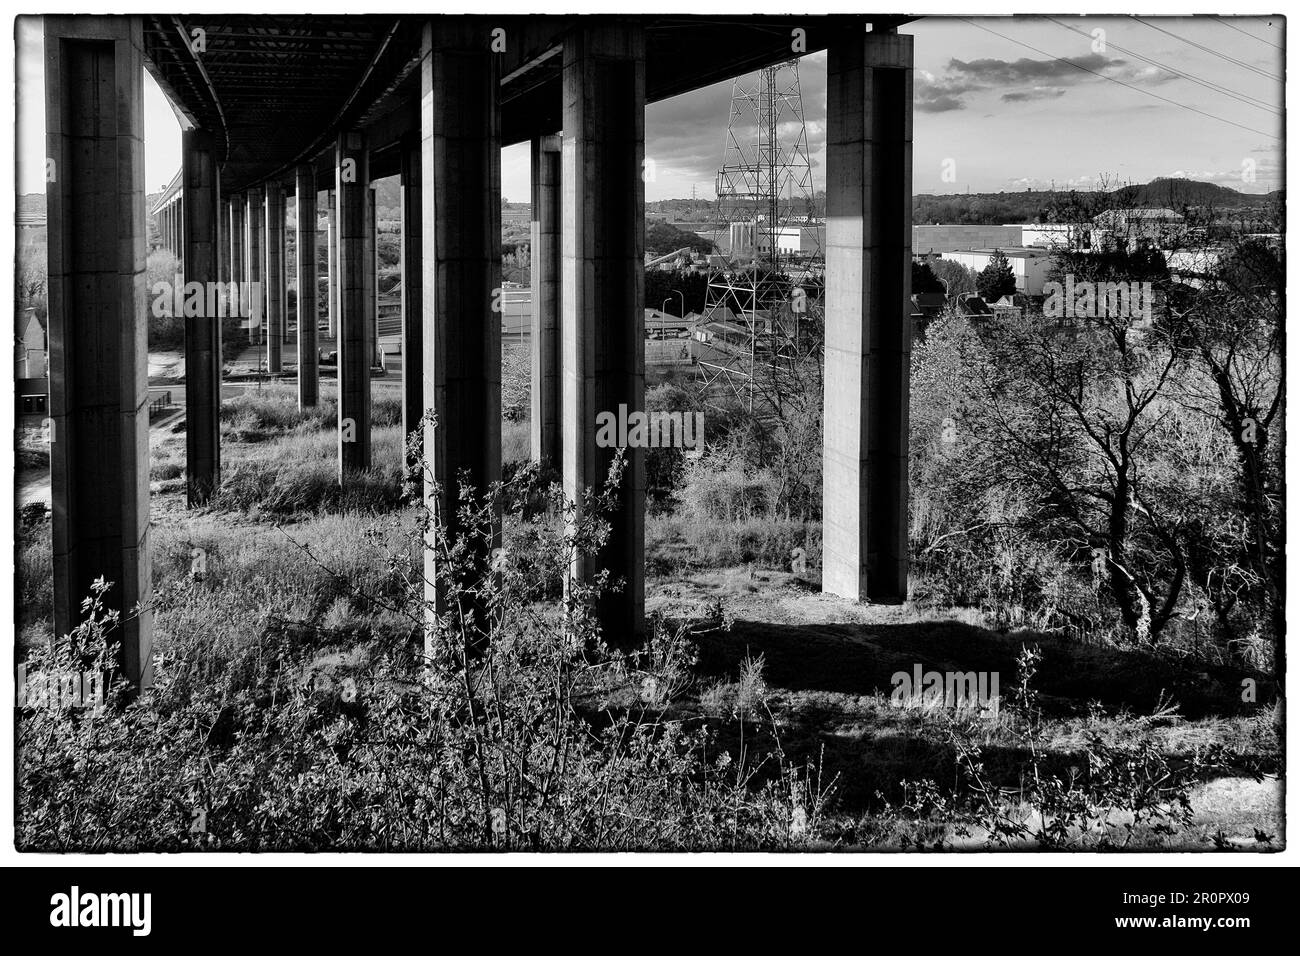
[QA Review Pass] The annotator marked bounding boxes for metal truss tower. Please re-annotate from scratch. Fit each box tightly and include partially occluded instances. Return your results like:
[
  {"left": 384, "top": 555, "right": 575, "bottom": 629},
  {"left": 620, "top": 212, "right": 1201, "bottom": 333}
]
[{"left": 697, "top": 60, "right": 824, "bottom": 411}]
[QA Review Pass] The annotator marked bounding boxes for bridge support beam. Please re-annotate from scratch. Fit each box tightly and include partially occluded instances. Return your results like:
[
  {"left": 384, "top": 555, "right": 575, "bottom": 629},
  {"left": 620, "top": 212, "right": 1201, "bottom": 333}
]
[
  {"left": 264, "top": 182, "right": 286, "bottom": 373},
  {"left": 399, "top": 133, "right": 423, "bottom": 461},
  {"left": 419, "top": 23, "right": 502, "bottom": 642},
  {"left": 326, "top": 189, "right": 337, "bottom": 341},
  {"left": 44, "top": 14, "right": 153, "bottom": 689},
  {"left": 229, "top": 193, "right": 246, "bottom": 330},
  {"left": 367, "top": 184, "right": 380, "bottom": 367},
  {"left": 181, "top": 127, "right": 222, "bottom": 505},
  {"left": 822, "top": 30, "right": 913, "bottom": 603},
  {"left": 218, "top": 198, "right": 230, "bottom": 285},
  {"left": 561, "top": 24, "right": 646, "bottom": 646},
  {"left": 530, "top": 133, "right": 561, "bottom": 468},
  {"left": 246, "top": 187, "right": 264, "bottom": 346},
  {"left": 296, "top": 165, "right": 319, "bottom": 408},
  {"left": 336, "top": 132, "right": 372, "bottom": 477}
]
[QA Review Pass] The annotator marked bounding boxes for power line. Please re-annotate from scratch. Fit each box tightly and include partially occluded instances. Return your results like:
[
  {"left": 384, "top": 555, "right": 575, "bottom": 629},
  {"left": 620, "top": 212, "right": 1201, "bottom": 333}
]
[
  {"left": 1129, "top": 16, "right": 1278, "bottom": 81},
  {"left": 957, "top": 17, "right": 1280, "bottom": 141},
  {"left": 1043, "top": 15, "right": 1279, "bottom": 114},
  {"left": 1213, "top": 15, "right": 1285, "bottom": 52}
]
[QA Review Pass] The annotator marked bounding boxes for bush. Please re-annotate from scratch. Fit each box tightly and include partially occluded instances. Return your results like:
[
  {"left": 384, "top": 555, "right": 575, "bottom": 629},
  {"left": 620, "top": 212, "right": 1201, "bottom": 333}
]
[{"left": 16, "top": 445, "right": 832, "bottom": 851}]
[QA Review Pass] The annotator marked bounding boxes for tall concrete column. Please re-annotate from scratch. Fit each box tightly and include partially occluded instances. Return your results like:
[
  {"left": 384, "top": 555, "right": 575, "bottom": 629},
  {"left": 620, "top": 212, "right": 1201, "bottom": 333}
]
[
  {"left": 419, "top": 23, "right": 502, "bottom": 633},
  {"left": 295, "top": 165, "right": 319, "bottom": 408},
  {"left": 561, "top": 25, "right": 646, "bottom": 646},
  {"left": 367, "top": 185, "right": 379, "bottom": 366},
  {"left": 399, "top": 133, "right": 423, "bottom": 458},
  {"left": 173, "top": 201, "right": 183, "bottom": 273},
  {"left": 326, "top": 188, "right": 338, "bottom": 341},
  {"left": 264, "top": 182, "right": 286, "bottom": 373},
  {"left": 218, "top": 198, "right": 230, "bottom": 285},
  {"left": 229, "top": 193, "right": 245, "bottom": 323},
  {"left": 181, "top": 127, "right": 221, "bottom": 506},
  {"left": 822, "top": 30, "right": 913, "bottom": 603},
  {"left": 336, "top": 132, "right": 372, "bottom": 477},
  {"left": 44, "top": 15, "right": 153, "bottom": 690},
  {"left": 246, "top": 187, "right": 264, "bottom": 346},
  {"left": 530, "top": 133, "right": 561, "bottom": 467}
]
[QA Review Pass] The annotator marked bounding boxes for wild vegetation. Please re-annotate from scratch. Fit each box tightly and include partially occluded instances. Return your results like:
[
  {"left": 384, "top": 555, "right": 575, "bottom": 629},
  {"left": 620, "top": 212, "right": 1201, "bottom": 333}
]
[{"left": 13, "top": 188, "right": 1282, "bottom": 851}]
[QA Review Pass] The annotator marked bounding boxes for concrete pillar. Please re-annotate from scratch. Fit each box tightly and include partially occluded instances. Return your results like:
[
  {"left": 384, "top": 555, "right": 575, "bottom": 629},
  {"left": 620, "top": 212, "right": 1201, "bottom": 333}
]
[
  {"left": 218, "top": 198, "right": 230, "bottom": 285},
  {"left": 399, "top": 133, "right": 423, "bottom": 458},
  {"left": 295, "top": 165, "right": 319, "bottom": 408},
  {"left": 264, "top": 182, "right": 286, "bottom": 373},
  {"left": 419, "top": 23, "right": 502, "bottom": 634},
  {"left": 229, "top": 193, "right": 245, "bottom": 323},
  {"left": 44, "top": 14, "right": 153, "bottom": 690},
  {"left": 327, "top": 188, "right": 337, "bottom": 341},
  {"left": 246, "top": 187, "right": 264, "bottom": 346},
  {"left": 181, "top": 127, "right": 222, "bottom": 506},
  {"left": 367, "top": 185, "right": 379, "bottom": 366},
  {"left": 336, "top": 132, "right": 372, "bottom": 477},
  {"left": 822, "top": 31, "right": 913, "bottom": 603},
  {"left": 561, "top": 25, "right": 646, "bottom": 646},
  {"left": 530, "top": 133, "right": 562, "bottom": 467},
  {"left": 173, "top": 201, "right": 183, "bottom": 272}
]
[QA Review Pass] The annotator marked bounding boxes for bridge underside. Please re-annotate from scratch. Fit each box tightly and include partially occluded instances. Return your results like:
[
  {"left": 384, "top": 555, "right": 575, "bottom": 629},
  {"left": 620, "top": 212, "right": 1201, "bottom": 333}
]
[{"left": 44, "top": 14, "right": 914, "bottom": 688}]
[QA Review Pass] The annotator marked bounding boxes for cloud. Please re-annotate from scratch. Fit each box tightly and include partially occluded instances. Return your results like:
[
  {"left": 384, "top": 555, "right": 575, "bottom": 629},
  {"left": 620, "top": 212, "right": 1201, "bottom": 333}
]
[
  {"left": 1001, "top": 86, "right": 1067, "bottom": 102},
  {"left": 948, "top": 52, "right": 1109, "bottom": 84},
  {"left": 918, "top": 52, "right": 1178, "bottom": 112},
  {"left": 915, "top": 73, "right": 982, "bottom": 112}
]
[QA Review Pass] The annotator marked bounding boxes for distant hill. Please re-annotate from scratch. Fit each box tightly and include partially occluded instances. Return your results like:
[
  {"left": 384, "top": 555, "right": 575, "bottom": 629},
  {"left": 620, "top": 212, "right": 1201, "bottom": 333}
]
[
  {"left": 913, "top": 178, "right": 1279, "bottom": 226},
  {"left": 1120, "top": 177, "right": 1279, "bottom": 208}
]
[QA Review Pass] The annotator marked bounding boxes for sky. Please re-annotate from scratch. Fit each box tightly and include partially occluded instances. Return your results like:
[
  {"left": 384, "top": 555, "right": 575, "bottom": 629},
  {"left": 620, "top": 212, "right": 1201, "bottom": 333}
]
[{"left": 15, "top": 15, "right": 1285, "bottom": 202}]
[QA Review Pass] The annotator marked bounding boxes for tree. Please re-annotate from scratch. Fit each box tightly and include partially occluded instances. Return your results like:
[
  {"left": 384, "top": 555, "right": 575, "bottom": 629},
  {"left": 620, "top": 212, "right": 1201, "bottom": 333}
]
[
  {"left": 930, "top": 258, "right": 979, "bottom": 297},
  {"left": 912, "top": 260, "right": 945, "bottom": 294},
  {"left": 976, "top": 249, "right": 1017, "bottom": 302},
  {"left": 646, "top": 220, "right": 714, "bottom": 258}
]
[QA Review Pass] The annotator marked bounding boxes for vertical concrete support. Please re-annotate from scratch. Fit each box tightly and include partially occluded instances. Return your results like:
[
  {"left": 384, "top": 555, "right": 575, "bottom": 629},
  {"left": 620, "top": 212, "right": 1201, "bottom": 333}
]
[
  {"left": 530, "top": 133, "right": 561, "bottom": 467},
  {"left": 229, "top": 194, "right": 245, "bottom": 323},
  {"left": 246, "top": 187, "right": 264, "bottom": 346},
  {"left": 399, "top": 133, "right": 423, "bottom": 457},
  {"left": 419, "top": 23, "right": 502, "bottom": 632},
  {"left": 173, "top": 202, "right": 183, "bottom": 274},
  {"left": 264, "top": 182, "right": 286, "bottom": 373},
  {"left": 295, "top": 165, "right": 319, "bottom": 408},
  {"left": 366, "top": 186, "right": 379, "bottom": 366},
  {"left": 181, "top": 127, "right": 221, "bottom": 506},
  {"left": 336, "top": 132, "right": 372, "bottom": 477},
  {"left": 326, "top": 188, "right": 338, "bottom": 340},
  {"left": 44, "top": 15, "right": 153, "bottom": 689},
  {"left": 822, "top": 31, "right": 913, "bottom": 603},
  {"left": 561, "top": 25, "right": 646, "bottom": 645},
  {"left": 218, "top": 198, "right": 230, "bottom": 285}
]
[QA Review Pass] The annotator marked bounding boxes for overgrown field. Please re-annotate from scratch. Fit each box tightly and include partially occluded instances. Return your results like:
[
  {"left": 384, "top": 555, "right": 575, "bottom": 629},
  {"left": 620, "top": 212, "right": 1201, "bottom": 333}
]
[{"left": 15, "top": 378, "right": 1281, "bottom": 851}]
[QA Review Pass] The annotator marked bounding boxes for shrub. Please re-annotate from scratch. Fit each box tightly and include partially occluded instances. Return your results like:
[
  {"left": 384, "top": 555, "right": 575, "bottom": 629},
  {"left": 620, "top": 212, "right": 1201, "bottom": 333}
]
[{"left": 17, "top": 437, "right": 831, "bottom": 851}]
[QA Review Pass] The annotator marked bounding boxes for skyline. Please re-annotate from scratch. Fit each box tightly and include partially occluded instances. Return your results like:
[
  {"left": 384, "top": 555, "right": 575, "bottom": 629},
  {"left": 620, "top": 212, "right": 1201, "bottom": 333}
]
[{"left": 15, "top": 15, "right": 1285, "bottom": 202}]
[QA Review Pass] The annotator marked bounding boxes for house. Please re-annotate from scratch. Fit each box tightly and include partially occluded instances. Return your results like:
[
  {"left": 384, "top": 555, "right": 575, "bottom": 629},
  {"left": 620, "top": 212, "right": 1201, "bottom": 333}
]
[
  {"left": 942, "top": 247, "right": 1054, "bottom": 296},
  {"left": 15, "top": 308, "right": 46, "bottom": 378},
  {"left": 1091, "top": 207, "right": 1186, "bottom": 251},
  {"left": 645, "top": 308, "right": 697, "bottom": 365},
  {"left": 990, "top": 293, "right": 1032, "bottom": 320},
  {"left": 910, "top": 292, "right": 947, "bottom": 320},
  {"left": 954, "top": 293, "right": 993, "bottom": 317}
]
